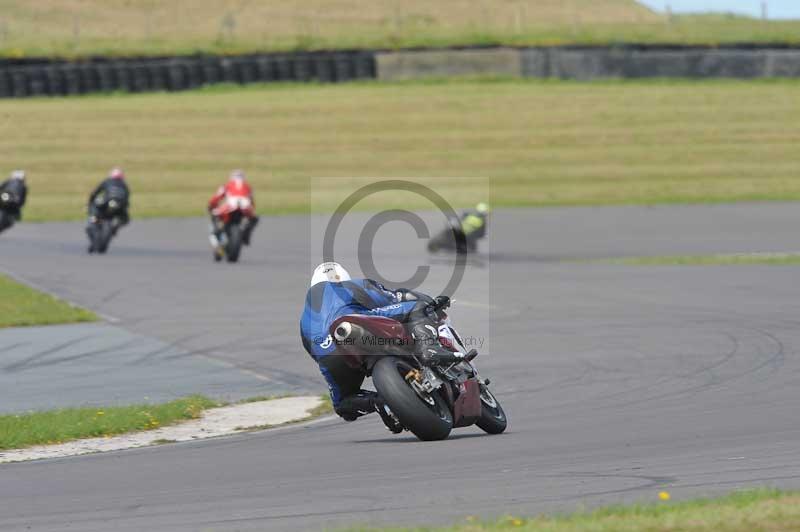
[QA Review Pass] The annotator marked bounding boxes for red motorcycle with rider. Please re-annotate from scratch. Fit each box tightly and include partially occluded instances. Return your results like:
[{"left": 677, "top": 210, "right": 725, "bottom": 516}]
[{"left": 208, "top": 170, "right": 259, "bottom": 263}]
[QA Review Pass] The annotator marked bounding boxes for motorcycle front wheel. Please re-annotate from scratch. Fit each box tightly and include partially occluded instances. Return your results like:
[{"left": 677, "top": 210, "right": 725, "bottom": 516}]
[
  {"left": 372, "top": 356, "right": 452, "bottom": 441},
  {"left": 95, "top": 221, "right": 113, "bottom": 254},
  {"left": 225, "top": 223, "right": 242, "bottom": 263},
  {"left": 475, "top": 384, "right": 507, "bottom": 434}
]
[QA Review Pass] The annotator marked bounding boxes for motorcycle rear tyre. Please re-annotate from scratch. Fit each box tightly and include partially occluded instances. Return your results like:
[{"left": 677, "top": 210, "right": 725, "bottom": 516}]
[{"left": 372, "top": 356, "right": 452, "bottom": 441}]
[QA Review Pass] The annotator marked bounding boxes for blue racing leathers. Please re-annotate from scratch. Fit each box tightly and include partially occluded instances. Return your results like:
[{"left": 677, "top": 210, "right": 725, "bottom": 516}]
[{"left": 300, "top": 279, "right": 417, "bottom": 407}]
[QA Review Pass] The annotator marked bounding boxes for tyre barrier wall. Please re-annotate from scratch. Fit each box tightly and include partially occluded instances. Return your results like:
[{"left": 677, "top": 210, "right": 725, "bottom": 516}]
[
  {"left": 3, "top": 46, "right": 800, "bottom": 98},
  {"left": 0, "top": 51, "right": 376, "bottom": 98}
]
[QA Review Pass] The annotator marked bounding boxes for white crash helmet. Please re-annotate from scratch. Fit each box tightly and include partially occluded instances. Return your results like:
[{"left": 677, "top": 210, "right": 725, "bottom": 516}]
[
  {"left": 310, "top": 262, "right": 351, "bottom": 287},
  {"left": 10, "top": 170, "right": 25, "bottom": 182}
]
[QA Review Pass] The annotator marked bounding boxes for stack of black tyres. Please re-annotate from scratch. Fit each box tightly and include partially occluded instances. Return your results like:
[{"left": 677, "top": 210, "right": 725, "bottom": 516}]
[{"left": 0, "top": 51, "right": 377, "bottom": 98}]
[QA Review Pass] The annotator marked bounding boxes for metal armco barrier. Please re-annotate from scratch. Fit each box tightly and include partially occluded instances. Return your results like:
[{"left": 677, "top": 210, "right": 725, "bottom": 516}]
[
  {"left": 520, "top": 47, "right": 800, "bottom": 80},
  {"left": 0, "top": 51, "right": 376, "bottom": 98},
  {"left": 375, "top": 45, "right": 800, "bottom": 82}
]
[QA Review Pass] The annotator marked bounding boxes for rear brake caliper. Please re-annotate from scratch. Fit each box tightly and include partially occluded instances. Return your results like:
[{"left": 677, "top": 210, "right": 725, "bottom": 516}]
[
  {"left": 405, "top": 369, "right": 422, "bottom": 383},
  {"left": 407, "top": 367, "right": 444, "bottom": 400},
  {"left": 406, "top": 369, "right": 430, "bottom": 399}
]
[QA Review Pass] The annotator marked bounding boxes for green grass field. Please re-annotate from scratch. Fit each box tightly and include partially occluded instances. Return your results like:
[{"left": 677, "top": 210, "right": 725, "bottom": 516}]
[
  {"left": 0, "top": 274, "right": 97, "bottom": 327},
  {"left": 0, "top": 1, "right": 798, "bottom": 58},
  {"left": 0, "top": 395, "right": 217, "bottom": 450},
  {"left": 351, "top": 490, "right": 800, "bottom": 531},
  {"left": 2, "top": 78, "right": 800, "bottom": 221}
]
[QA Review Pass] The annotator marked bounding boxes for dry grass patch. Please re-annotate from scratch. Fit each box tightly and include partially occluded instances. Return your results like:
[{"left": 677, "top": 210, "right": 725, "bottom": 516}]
[
  {"left": 0, "top": 0, "right": 656, "bottom": 57},
  {"left": 2, "top": 2, "right": 800, "bottom": 57}
]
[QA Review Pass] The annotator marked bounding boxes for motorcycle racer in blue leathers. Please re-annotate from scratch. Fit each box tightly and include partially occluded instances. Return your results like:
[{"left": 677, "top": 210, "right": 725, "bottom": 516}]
[{"left": 300, "top": 262, "right": 451, "bottom": 431}]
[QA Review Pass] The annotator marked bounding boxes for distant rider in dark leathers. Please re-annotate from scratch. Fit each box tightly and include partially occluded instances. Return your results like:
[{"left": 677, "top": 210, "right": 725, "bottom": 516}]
[
  {"left": 86, "top": 167, "right": 130, "bottom": 252},
  {"left": 299, "top": 262, "right": 459, "bottom": 432},
  {"left": 0, "top": 170, "right": 28, "bottom": 232}
]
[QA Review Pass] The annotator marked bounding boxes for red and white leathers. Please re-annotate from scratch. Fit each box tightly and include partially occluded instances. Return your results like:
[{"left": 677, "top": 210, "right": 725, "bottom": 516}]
[{"left": 208, "top": 176, "right": 256, "bottom": 223}]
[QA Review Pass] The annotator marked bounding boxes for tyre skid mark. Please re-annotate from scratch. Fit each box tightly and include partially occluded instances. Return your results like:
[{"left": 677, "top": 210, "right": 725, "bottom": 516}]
[{"left": 2, "top": 335, "right": 94, "bottom": 373}]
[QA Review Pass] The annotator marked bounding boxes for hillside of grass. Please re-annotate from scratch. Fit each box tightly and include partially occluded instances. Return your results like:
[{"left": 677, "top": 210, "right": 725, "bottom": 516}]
[
  {"left": 0, "top": 1, "right": 798, "bottom": 59},
  {"left": 2, "top": 78, "right": 799, "bottom": 222}
]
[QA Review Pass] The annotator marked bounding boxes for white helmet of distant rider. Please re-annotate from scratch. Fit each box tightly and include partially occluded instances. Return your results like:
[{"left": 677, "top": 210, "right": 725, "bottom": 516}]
[
  {"left": 10, "top": 170, "right": 25, "bottom": 182},
  {"left": 310, "top": 262, "right": 351, "bottom": 287}
]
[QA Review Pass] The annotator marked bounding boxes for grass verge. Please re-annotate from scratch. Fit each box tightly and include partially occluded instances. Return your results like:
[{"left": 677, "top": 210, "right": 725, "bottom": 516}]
[
  {"left": 4, "top": 78, "right": 800, "bottom": 221},
  {"left": 607, "top": 252, "right": 800, "bottom": 265},
  {"left": 0, "top": 395, "right": 219, "bottom": 451},
  {"left": 349, "top": 489, "right": 800, "bottom": 531},
  {"left": 0, "top": 394, "right": 332, "bottom": 451},
  {"left": 0, "top": 274, "right": 97, "bottom": 328}
]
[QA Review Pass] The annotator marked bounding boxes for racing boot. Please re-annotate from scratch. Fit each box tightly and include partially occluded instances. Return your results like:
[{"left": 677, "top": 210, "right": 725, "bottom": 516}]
[
  {"left": 242, "top": 215, "right": 259, "bottom": 246},
  {"left": 336, "top": 391, "right": 403, "bottom": 433},
  {"left": 86, "top": 221, "right": 96, "bottom": 254},
  {"left": 335, "top": 390, "right": 378, "bottom": 421},
  {"left": 208, "top": 217, "right": 224, "bottom": 262}
]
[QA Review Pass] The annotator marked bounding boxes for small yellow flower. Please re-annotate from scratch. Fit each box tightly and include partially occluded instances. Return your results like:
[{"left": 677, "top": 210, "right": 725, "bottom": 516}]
[
  {"left": 511, "top": 518, "right": 524, "bottom": 526},
  {"left": 659, "top": 491, "right": 671, "bottom": 501},
  {"left": 96, "top": 411, "right": 104, "bottom": 416}
]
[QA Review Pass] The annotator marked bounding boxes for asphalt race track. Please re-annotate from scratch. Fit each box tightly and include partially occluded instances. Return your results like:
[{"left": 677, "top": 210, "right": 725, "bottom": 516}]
[{"left": 1, "top": 203, "right": 800, "bottom": 531}]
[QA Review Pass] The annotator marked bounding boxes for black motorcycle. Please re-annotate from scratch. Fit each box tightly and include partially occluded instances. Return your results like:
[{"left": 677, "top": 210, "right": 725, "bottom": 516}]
[
  {"left": 427, "top": 216, "right": 478, "bottom": 253},
  {"left": 87, "top": 197, "right": 125, "bottom": 254},
  {"left": 0, "top": 190, "right": 22, "bottom": 234}
]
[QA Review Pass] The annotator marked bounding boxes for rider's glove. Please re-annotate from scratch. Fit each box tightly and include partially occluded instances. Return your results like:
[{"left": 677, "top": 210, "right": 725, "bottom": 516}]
[
  {"left": 420, "top": 346, "right": 465, "bottom": 366},
  {"left": 394, "top": 288, "right": 417, "bottom": 302},
  {"left": 430, "top": 295, "right": 451, "bottom": 312}
]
